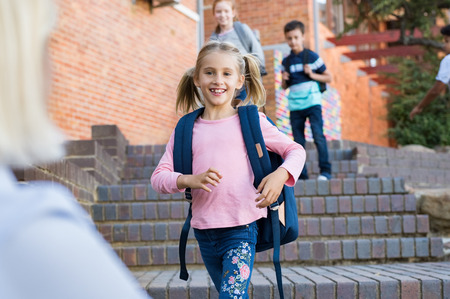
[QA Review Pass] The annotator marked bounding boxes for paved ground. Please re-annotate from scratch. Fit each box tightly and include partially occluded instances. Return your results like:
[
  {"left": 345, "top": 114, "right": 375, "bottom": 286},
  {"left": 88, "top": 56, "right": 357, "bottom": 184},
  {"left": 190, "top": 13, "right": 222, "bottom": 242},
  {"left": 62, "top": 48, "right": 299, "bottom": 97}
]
[{"left": 134, "top": 261, "right": 450, "bottom": 299}]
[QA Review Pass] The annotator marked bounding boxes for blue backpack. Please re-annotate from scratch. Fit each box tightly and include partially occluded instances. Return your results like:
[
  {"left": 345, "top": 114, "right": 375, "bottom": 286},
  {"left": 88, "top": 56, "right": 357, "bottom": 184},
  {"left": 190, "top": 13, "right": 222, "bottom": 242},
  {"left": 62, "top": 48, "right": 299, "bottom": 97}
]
[{"left": 173, "top": 105, "right": 298, "bottom": 299}]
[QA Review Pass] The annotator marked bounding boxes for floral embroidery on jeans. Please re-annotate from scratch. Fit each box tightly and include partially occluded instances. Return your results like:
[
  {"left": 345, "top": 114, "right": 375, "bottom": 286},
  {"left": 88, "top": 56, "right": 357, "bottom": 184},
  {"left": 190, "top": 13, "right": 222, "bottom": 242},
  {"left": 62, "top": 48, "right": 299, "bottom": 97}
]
[{"left": 221, "top": 242, "right": 252, "bottom": 298}]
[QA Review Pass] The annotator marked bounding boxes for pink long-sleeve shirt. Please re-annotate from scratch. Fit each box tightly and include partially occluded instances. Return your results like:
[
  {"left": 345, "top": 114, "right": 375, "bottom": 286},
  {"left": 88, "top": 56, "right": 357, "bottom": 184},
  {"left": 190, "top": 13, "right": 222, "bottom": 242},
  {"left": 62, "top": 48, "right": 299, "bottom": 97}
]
[{"left": 151, "top": 112, "right": 305, "bottom": 229}]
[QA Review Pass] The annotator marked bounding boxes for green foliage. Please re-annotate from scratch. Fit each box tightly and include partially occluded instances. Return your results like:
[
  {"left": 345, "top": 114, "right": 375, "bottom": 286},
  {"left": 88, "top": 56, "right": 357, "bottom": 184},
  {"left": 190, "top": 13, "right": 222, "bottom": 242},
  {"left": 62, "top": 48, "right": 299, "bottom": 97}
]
[{"left": 386, "top": 51, "right": 450, "bottom": 147}]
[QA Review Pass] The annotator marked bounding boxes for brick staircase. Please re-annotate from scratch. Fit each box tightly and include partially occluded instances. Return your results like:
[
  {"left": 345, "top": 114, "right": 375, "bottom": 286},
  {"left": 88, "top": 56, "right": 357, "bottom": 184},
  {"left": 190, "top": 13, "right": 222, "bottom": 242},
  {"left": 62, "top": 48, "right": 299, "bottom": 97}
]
[{"left": 89, "top": 139, "right": 450, "bottom": 299}]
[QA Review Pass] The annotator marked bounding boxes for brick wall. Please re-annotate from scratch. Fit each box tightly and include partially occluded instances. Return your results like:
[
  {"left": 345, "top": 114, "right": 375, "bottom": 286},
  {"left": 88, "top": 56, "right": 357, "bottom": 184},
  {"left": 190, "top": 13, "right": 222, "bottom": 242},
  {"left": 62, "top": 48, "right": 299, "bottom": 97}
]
[
  {"left": 49, "top": 0, "right": 198, "bottom": 145},
  {"left": 49, "top": 0, "right": 391, "bottom": 148}
]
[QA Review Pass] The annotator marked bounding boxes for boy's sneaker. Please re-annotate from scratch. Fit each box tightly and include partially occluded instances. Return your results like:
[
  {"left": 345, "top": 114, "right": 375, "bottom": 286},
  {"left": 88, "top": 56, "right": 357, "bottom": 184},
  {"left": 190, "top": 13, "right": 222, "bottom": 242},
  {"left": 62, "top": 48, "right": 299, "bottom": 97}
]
[{"left": 317, "top": 173, "right": 331, "bottom": 180}]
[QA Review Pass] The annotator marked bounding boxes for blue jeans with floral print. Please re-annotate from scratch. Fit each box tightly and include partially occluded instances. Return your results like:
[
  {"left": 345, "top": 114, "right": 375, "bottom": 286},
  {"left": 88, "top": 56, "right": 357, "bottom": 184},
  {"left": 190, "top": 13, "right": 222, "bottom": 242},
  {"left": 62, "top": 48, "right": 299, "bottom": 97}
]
[{"left": 194, "top": 222, "right": 258, "bottom": 299}]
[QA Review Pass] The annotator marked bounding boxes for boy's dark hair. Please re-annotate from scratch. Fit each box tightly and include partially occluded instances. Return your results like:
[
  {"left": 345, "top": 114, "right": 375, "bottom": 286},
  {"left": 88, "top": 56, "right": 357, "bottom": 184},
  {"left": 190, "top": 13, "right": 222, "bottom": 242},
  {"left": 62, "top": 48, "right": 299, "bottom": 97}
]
[
  {"left": 441, "top": 24, "right": 450, "bottom": 37},
  {"left": 284, "top": 20, "right": 305, "bottom": 35}
]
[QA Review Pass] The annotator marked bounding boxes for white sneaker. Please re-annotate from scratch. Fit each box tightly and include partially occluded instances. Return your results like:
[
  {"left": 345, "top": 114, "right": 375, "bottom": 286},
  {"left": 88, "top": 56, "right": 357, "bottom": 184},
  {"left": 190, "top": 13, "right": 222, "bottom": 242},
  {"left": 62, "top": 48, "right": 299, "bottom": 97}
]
[{"left": 317, "top": 175, "right": 328, "bottom": 181}]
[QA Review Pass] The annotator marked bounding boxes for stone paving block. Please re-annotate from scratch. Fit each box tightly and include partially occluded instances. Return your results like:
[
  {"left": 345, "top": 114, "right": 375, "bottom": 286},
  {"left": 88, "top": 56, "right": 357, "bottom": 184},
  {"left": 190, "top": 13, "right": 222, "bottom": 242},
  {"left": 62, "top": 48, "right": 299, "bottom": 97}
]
[
  {"left": 361, "top": 216, "right": 375, "bottom": 235},
  {"left": 113, "top": 224, "right": 126, "bottom": 242},
  {"left": 140, "top": 223, "right": 154, "bottom": 241},
  {"left": 305, "top": 180, "right": 317, "bottom": 196},
  {"left": 357, "top": 239, "right": 371, "bottom": 260},
  {"left": 118, "top": 204, "right": 131, "bottom": 220},
  {"left": 294, "top": 180, "right": 305, "bottom": 196},
  {"left": 189, "top": 270, "right": 210, "bottom": 299},
  {"left": 381, "top": 177, "right": 393, "bottom": 194},
  {"left": 154, "top": 223, "right": 168, "bottom": 241},
  {"left": 300, "top": 197, "right": 312, "bottom": 214},
  {"left": 109, "top": 185, "right": 121, "bottom": 201},
  {"left": 170, "top": 202, "right": 184, "bottom": 219},
  {"left": 430, "top": 237, "right": 444, "bottom": 257},
  {"left": 372, "top": 239, "right": 386, "bottom": 259},
  {"left": 350, "top": 265, "right": 399, "bottom": 299},
  {"left": 393, "top": 177, "right": 406, "bottom": 193},
  {"left": 415, "top": 238, "right": 430, "bottom": 257},
  {"left": 284, "top": 242, "right": 298, "bottom": 261},
  {"left": 317, "top": 180, "right": 329, "bottom": 196},
  {"left": 122, "top": 184, "right": 134, "bottom": 201},
  {"left": 368, "top": 178, "right": 381, "bottom": 194},
  {"left": 389, "top": 196, "right": 402, "bottom": 213},
  {"left": 250, "top": 268, "right": 271, "bottom": 299},
  {"left": 293, "top": 267, "right": 336, "bottom": 298},
  {"left": 167, "top": 245, "right": 179, "bottom": 265},
  {"left": 401, "top": 238, "right": 415, "bottom": 258},
  {"left": 377, "top": 195, "right": 391, "bottom": 212},
  {"left": 347, "top": 217, "right": 361, "bottom": 235},
  {"left": 386, "top": 238, "right": 400, "bottom": 258},
  {"left": 131, "top": 203, "right": 145, "bottom": 220},
  {"left": 168, "top": 222, "right": 181, "bottom": 240},
  {"left": 158, "top": 202, "right": 170, "bottom": 219},
  {"left": 352, "top": 196, "right": 364, "bottom": 213},
  {"left": 298, "top": 218, "right": 307, "bottom": 237},
  {"left": 91, "top": 204, "right": 103, "bottom": 221},
  {"left": 123, "top": 247, "right": 137, "bottom": 266},
  {"left": 365, "top": 195, "right": 377, "bottom": 212},
  {"left": 256, "top": 267, "right": 293, "bottom": 299},
  {"left": 416, "top": 215, "right": 429, "bottom": 233},
  {"left": 343, "top": 240, "right": 356, "bottom": 260},
  {"left": 339, "top": 196, "right": 352, "bottom": 213},
  {"left": 403, "top": 215, "right": 416, "bottom": 234},
  {"left": 343, "top": 178, "right": 356, "bottom": 195},
  {"left": 329, "top": 179, "right": 342, "bottom": 195},
  {"left": 97, "top": 185, "right": 109, "bottom": 201},
  {"left": 325, "top": 196, "right": 338, "bottom": 214},
  {"left": 307, "top": 218, "right": 320, "bottom": 236},
  {"left": 137, "top": 246, "right": 151, "bottom": 266},
  {"left": 312, "top": 241, "right": 327, "bottom": 261},
  {"left": 334, "top": 217, "right": 347, "bottom": 236},
  {"left": 328, "top": 240, "right": 342, "bottom": 260},
  {"left": 308, "top": 266, "right": 357, "bottom": 298},
  {"left": 375, "top": 216, "right": 388, "bottom": 235},
  {"left": 282, "top": 268, "right": 315, "bottom": 298},
  {"left": 334, "top": 265, "right": 379, "bottom": 299},
  {"left": 404, "top": 194, "right": 417, "bottom": 212},
  {"left": 127, "top": 223, "right": 140, "bottom": 242},
  {"left": 389, "top": 215, "right": 402, "bottom": 234},
  {"left": 144, "top": 202, "right": 157, "bottom": 220},
  {"left": 298, "top": 241, "right": 312, "bottom": 261},
  {"left": 321, "top": 217, "right": 333, "bottom": 236},
  {"left": 312, "top": 197, "right": 325, "bottom": 214}
]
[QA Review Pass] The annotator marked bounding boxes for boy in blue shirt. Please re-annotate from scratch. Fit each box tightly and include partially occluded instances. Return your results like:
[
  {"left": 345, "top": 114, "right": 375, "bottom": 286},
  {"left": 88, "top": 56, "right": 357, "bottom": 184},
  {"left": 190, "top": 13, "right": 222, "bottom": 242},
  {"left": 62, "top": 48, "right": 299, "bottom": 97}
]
[{"left": 282, "top": 20, "right": 332, "bottom": 180}]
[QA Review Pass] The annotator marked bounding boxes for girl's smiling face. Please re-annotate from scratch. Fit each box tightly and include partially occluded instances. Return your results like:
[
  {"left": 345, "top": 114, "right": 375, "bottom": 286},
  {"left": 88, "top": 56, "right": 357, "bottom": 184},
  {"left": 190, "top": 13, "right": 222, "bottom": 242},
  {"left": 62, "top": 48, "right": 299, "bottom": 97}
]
[
  {"left": 213, "top": 1, "right": 235, "bottom": 31},
  {"left": 194, "top": 51, "right": 244, "bottom": 109}
]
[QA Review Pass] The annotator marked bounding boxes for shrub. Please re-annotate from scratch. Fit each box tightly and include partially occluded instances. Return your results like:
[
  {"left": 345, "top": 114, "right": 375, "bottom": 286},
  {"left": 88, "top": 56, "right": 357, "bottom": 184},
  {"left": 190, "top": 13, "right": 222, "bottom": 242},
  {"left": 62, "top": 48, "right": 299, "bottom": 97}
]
[{"left": 386, "top": 50, "right": 450, "bottom": 147}]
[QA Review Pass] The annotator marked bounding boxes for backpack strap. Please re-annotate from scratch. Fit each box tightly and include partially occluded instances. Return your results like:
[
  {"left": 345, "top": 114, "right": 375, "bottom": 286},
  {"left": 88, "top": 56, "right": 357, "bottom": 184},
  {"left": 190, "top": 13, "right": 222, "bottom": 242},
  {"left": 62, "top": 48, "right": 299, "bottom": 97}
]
[
  {"left": 237, "top": 105, "right": 285, "bottom": 299},
  {"left": 173, "top": 107, "right": 204, "bottom": 281},
  {"left": 233, "top": 21, "right": 252, "bottom": 54}
]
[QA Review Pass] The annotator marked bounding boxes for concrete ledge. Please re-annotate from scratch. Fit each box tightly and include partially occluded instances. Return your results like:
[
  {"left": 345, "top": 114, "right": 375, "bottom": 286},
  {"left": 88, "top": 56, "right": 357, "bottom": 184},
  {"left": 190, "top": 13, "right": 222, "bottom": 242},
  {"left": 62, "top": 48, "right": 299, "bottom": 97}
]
[{"left": 134, "top": 262, "right": 450, "bottom": 299}]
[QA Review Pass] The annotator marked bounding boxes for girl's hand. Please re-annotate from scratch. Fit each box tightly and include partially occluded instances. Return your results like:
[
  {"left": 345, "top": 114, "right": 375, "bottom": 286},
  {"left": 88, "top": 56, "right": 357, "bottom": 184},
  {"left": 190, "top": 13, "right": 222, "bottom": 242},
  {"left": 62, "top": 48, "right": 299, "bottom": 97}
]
[
  {"left": 176, "top": 167, "right": 222, "bottom": 192},
  {"left": 282, "top": 71, "right": 290, "bottom": 81},
  {"left": 254, "top": 168, "right": 289, "bottom": 209}
]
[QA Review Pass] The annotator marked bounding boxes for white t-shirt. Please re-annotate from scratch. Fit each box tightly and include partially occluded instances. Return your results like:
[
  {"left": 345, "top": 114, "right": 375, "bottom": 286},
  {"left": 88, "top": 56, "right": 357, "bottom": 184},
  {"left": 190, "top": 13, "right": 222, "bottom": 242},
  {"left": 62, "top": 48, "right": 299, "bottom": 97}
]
[
  {"left": 0, "top": 167, "right": 150, "bottom": 299},
  {"left": 436, "top": 54, "right": 450, "bottom": 87}
]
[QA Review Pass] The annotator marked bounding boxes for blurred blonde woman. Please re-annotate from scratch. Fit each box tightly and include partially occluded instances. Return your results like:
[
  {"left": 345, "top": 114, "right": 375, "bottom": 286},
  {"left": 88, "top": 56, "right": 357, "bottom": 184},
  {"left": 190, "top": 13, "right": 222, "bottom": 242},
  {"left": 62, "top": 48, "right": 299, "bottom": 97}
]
[{"left": 0, "top": 1, "right": 149, "bottom": 298}]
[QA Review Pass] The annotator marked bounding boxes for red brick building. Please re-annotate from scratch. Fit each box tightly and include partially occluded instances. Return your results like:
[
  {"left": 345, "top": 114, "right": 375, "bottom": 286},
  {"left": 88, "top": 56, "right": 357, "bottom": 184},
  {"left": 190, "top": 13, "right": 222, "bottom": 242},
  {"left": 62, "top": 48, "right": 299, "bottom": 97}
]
[{"left": 49, "top": 0, "right": 391, "bottom": 147}]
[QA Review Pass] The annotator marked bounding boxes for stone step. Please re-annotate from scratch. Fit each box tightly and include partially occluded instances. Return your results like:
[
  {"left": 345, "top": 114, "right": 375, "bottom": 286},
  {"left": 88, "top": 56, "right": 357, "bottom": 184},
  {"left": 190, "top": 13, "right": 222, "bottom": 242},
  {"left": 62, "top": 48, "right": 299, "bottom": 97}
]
[
  {"left": 113, "top": 237, "right": 444, "bottom": 268},
  {"left": 96, "top": 214, "right": 430, "bottom": 244},
  {"left": 91, "top": 193, "right": 417, "bottom": 223},
  {"left": 121, "top": 159, "right": 361, "bottom": 183},
  {"left": 96, "top": 177, "right": 408, "bottom": 203},
  {"left": 134, "top": 262, "right": 450, "bottom": 299}
]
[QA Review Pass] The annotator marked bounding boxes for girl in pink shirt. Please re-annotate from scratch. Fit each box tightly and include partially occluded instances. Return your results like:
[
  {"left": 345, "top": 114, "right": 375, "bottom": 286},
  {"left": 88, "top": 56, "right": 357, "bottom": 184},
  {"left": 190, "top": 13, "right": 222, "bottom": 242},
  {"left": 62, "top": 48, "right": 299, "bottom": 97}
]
[{"left": 151, "top": 41, "right": 305, "bottom": 298}]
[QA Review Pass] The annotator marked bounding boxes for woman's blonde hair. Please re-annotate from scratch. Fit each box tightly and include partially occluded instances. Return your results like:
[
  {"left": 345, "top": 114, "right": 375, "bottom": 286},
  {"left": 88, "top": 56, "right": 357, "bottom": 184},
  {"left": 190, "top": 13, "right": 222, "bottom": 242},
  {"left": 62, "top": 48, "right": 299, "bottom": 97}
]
[
  {"left": 176, "top": 41, "right": 266, "bottom": 114},
  {"left": 0, "top": 0, "right": 65, "bottom": 167},
  {"left": 212, "top": 0, "right": 238, "bottom": 34}
]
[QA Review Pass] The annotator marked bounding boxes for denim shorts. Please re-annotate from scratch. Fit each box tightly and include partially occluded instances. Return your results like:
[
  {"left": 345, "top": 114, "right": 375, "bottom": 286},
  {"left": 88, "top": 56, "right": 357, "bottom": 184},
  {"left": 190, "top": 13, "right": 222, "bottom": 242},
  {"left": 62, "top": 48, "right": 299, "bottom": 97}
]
[{"left": 194, "top": 221, "right": 258, "bottom": 298}]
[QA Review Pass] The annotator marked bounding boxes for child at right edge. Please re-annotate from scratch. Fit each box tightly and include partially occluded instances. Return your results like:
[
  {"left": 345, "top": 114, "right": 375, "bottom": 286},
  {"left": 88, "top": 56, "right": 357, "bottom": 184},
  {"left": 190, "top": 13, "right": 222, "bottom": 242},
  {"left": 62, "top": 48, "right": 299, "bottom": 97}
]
[{"left": 282, "top": 20, "right": 333, "bottom": 180}]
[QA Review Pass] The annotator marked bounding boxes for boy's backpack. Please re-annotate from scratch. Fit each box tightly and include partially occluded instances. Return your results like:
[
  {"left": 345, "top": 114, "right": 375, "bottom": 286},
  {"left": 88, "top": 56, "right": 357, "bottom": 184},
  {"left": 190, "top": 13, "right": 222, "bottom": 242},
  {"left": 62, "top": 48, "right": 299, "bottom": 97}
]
[
  {"left": 285, "top": 48, "right": 327, "bottom": 93},
  {"left": 173, "top": 105, "right": 298, "bottom": 299},
  {"left": 233, "top": 21, "right": 268, "bottom": 76}
]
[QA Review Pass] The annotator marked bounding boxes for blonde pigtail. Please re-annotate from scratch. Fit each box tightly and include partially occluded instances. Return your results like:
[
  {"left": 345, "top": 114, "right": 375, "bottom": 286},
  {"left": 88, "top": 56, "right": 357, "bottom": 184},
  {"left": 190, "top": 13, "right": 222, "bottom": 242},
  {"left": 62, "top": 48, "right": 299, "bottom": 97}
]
[
  {"left": 176, "top": 67, "right": 202, "bottom": 114},
  {"left": 243, "top": 54, "right": 266, "bottom": 107}
]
